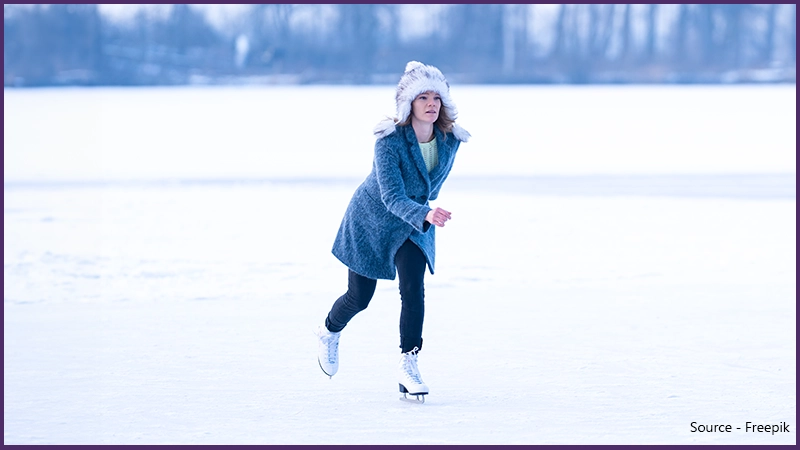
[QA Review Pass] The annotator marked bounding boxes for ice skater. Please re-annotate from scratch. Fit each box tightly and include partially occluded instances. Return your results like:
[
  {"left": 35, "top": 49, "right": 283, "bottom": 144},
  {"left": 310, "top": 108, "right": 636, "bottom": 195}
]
[{"left": 316, "top": 61, "right": 470, "bottom": 401}]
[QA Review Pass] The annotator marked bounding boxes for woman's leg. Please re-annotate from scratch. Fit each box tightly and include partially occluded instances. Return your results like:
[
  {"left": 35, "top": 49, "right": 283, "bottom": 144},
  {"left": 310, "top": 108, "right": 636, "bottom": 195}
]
[
  {"left": 395, "top": 239, "right": 427, "bottom": 353},
  {"left": 326, "top": 269, "right": 377, "bottom": 332}
]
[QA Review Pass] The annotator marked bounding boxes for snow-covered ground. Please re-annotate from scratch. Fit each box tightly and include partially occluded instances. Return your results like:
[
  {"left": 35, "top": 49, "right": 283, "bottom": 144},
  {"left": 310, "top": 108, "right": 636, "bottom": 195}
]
[
  {"left": 4, "top": 85, "right": 796, "bottom": 444},
  {"left": 4, "top": 84, "right": 796, "bottom": 182}
]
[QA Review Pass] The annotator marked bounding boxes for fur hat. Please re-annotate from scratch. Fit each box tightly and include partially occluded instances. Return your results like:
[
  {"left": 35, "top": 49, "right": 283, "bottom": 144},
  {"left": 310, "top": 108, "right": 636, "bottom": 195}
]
[{"left": 374, "top": 61, "right": 470, "bottom": 142}]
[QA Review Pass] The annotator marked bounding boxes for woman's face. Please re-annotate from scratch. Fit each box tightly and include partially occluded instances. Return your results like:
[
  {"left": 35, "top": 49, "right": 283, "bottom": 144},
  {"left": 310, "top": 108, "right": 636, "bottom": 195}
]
[{"left": 410, "top": 91, "right": 441, "bottom": 125}]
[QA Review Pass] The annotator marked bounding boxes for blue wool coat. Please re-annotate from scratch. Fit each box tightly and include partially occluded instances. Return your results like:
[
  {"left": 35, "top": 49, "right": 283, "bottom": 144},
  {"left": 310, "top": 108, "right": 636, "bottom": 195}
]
[{"left": 332, "top": 124, "right": 463, "bottom": 280}]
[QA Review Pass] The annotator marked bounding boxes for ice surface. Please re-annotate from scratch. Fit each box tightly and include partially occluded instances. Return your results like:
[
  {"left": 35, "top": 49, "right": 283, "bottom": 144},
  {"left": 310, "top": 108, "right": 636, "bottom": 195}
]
[
  {"left": 3, "top": 86, "right": 796, "bottom": 444},
  {"left": 4, "top": 84, "right": 796, "bottom": 182}
]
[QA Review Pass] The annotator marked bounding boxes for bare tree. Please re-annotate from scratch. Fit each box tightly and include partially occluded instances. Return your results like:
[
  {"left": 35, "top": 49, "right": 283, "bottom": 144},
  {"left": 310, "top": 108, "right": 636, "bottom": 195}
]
[
  {"left": 592, "top": 4, "right": 616, "bottom": 62},
  {"left": 337, "top": 4, "right": 379, "bottom": 77},
  {"left": 249, "top": 4, "right": 295, "bottom": 70},
  {"left": 4, "top": 3, "right": 797, "bottom": 86},
  {"left": 791, "top": 4, "right": 797, "bottom": 63},
  {"left": 673, "top": 3, "right": 690, "bottom": 65},
  {"left": 644, "top": 4, "right": 658, "bottom": 62},
  {"left": 619, "top": 4, "right": 633, "bottom": 63}
]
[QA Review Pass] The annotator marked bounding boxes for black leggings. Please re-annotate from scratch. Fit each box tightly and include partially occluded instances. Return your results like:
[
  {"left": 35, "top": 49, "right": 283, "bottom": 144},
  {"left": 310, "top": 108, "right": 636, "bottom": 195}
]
[{"left": 326, "top": 239, "right": 426, "bottom": 353}]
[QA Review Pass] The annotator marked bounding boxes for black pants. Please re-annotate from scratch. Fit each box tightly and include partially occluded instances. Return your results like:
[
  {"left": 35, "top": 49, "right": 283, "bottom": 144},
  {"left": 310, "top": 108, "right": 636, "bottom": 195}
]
[{"left": 325, "top": 239, "right": 426, "bottom": 353}]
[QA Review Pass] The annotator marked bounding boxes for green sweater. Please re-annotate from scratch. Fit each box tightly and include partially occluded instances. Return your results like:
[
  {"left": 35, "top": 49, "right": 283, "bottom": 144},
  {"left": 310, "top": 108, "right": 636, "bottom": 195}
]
[{"left": 419, "top": 138, "right": 438, "bottom": 173}]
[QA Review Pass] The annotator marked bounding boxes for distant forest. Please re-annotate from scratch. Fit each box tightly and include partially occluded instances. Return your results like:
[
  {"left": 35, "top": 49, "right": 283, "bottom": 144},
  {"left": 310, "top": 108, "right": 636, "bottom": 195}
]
[{"left": 3, "top": 4, "right": 797, "bottom": 87}]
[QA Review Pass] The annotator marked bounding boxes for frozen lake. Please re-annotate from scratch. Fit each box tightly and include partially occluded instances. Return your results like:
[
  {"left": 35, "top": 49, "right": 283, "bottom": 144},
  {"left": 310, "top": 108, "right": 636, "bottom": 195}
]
[
  {"left": 3, "top": 85, "right": 796, "bottom": 444},
  {"left": 4, "top": 84, "right": 796, "bottom": 181}
]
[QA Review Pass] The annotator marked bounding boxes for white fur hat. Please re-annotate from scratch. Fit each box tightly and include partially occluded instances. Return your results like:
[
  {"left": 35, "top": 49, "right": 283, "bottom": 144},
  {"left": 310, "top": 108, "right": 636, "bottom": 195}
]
[{"left": 374, "top": 61, "right": 470, "bottom": 142}]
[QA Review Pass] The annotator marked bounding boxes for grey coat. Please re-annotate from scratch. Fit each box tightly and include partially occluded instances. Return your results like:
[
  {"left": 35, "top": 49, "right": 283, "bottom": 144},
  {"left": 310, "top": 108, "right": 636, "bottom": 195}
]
[{"left": 332, "top": 123, "right": 465, "bottom": 280}]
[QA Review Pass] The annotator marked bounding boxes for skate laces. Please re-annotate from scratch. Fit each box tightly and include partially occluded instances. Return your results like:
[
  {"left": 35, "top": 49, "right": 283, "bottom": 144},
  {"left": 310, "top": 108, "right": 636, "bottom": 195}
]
[
  {"left": 401, "top": 347, "right": 423, "bottom": 384},
  {"left": 319, "top": 328, "right": 339, "bottom": 364}
]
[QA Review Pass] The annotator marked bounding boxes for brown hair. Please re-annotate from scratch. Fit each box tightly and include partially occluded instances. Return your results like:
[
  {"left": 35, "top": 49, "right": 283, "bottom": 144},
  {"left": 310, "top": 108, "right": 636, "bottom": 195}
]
[{"left": 396, "top": 95, "right": 455, "bottom": 135}]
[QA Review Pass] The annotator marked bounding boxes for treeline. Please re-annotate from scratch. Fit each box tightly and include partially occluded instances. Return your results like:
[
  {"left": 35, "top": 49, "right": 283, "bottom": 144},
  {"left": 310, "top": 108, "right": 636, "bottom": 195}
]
[{"left": 4, "top": 4, "right": 796, "bottom": 87}]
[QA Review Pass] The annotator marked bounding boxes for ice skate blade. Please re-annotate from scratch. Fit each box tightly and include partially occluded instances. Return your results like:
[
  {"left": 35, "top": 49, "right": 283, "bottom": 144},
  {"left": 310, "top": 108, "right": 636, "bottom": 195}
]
[
  {"left": 318, "top": 359, "right": 335, "bottom": 378},
  {"left": 400, "top": 392, "right": 426, "bottom": 404},
  {"left": 399, "top": 384, "right": 427, "bottom": 403}
]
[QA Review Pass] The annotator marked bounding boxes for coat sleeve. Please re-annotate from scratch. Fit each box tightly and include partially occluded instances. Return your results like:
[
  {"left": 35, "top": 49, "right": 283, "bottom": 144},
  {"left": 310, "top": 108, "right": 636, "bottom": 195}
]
[{"left": 374, "top": 139, "right": 432, "bottom": 233}]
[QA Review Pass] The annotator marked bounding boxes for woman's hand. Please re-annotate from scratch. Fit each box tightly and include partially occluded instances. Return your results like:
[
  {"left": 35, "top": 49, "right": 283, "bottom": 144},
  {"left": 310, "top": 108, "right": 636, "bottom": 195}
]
[{"left": 425, "top": 207, "right": 452, "bottom": 227}]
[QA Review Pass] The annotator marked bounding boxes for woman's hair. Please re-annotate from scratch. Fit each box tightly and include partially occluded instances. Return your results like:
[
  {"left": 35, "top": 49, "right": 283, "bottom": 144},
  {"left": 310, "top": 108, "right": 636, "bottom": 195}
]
[{"left": 395, "top": 97, "right": 455, "bottom": 135}]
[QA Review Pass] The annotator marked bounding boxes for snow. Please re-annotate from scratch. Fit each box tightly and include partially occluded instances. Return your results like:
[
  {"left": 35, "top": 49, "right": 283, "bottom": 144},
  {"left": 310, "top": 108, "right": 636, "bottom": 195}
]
[
  {"left": 4, "top": 85, "right": 796, "bottom": 444},
  {"left": 4, "top": 84, "right": 796, "bottom": 182}
]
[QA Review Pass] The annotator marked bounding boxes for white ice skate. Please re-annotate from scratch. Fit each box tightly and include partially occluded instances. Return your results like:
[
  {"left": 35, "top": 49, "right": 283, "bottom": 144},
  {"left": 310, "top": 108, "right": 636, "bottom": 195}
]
[
  {"left": 316, "top": 325, "right": 340, "bottom": 378},
  {"left": 398, "top": 347, "right": 428, "bottom": 403}
]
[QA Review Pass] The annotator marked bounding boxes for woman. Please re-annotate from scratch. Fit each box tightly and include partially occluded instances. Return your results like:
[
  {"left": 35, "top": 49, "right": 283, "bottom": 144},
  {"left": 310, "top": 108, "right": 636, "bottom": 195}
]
[{"left": 317, "top": 61, "right": 470, "bottom": 401}]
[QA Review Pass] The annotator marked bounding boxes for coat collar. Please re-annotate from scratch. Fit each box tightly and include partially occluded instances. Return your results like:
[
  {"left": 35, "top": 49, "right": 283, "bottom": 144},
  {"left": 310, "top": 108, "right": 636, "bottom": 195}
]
[
  {"left": 401, "top": 125, "right": 431, "bottom": 188},
  {"left": 429, "top": 126, "right": 453, "bottom": 183},
  {"left": 401, "top": 124, "right": 454, "bottom": 191}
]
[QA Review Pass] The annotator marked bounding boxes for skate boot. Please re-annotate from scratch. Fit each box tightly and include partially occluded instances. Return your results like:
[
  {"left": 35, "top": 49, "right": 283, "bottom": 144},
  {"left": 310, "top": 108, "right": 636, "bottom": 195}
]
[
  {"left": 398, "top": 347, "right": 428, "bottom": 403},
  {"left": 316, "top": 324, "right": 340, "bottom": 378}
]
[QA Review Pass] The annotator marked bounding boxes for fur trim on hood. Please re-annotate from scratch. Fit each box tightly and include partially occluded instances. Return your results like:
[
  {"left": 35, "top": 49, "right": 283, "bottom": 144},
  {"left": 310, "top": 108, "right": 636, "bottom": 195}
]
[{"left": 373, "top": 61, "right": 470, "bottom": 142}]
